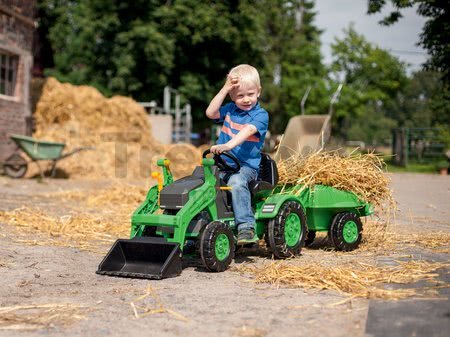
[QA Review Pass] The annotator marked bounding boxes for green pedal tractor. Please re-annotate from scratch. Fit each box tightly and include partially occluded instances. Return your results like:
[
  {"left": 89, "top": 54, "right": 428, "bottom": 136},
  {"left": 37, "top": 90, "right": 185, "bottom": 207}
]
[{"left": 97, "top": 151, "right": 373, "bottom": 279}]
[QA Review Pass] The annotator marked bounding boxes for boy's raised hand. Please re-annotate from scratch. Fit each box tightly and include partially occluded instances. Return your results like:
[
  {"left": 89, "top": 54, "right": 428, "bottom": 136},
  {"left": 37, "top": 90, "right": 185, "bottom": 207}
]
[{"left": 223, "top": 74, "right": 240, "bottom": 94}]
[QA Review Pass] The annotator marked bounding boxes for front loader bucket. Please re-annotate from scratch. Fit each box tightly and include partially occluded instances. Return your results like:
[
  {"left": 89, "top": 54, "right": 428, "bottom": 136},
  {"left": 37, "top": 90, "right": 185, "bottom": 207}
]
[{"left": 96, "top": 238, "right": 182, "bottom": 279}]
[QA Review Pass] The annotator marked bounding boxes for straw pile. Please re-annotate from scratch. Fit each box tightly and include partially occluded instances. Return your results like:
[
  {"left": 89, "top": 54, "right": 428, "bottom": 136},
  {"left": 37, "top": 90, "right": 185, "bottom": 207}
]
[
  {"left": 236, "top": 259, "right": 448, "bottom": 300},
  {"left": 32, "top": 77, "right": 203, "bottom": 179},
  {"left": 0, "top": 183, "right": 156, "bottom": 253},
  {"left": 276, "top": 150, "right": 394, "bottom": 208},
  {"left": 0, "top": 303, "right": 88, "bottom": 330},
  {"left": 0, "top": 207, "right": 129, "bottom": 254},
  {"left": 33, "top": 77, "right": 166, "bottom": 179},
  {"left": 48, "top": 183, "right": 149, "bottom": 213}
]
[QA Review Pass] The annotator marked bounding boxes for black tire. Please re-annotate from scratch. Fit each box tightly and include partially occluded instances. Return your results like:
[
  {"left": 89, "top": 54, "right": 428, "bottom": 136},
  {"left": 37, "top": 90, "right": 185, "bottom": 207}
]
[
  {"left": 304, "top": 230, "right": 316, "bottom": 247},
  {"left": 4, "top": 163, "right": 27, "bottom": 178},
  {"left": 267, "top": 201, "right": 306, "bottom": 258},
  {"left": 329, "top": 212, "right": 363, "bottom": 251},
  {"left": 200, "top": 221, "right": 235, "bottom": 272},
  {"left": 3, "top": 153, "right": 28, "bottom": 179}
]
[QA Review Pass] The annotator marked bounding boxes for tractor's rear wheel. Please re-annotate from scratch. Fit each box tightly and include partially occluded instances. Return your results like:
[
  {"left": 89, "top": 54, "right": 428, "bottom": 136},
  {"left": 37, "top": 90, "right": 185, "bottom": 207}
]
[
  {"left": 267, "top": 201, "right": 306, "bottom": 258},
  {"left": 200, "top": 221, "right": 235, "bottom": 272},
  {"left": 329, "top": 212, "right": 362, "bottom": 251}
]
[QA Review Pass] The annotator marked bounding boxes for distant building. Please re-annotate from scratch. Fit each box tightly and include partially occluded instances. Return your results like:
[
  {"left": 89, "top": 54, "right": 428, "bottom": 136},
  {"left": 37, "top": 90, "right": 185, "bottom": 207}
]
[{"left": 0, "top": 0, "right": 36, "bottom": 164}]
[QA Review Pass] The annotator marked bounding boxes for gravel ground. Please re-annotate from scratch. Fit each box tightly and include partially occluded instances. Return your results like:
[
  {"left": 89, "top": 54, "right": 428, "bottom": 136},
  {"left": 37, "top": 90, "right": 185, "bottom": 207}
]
[{"left": 0, "top": 173, "right": 448, "bottom": 337}]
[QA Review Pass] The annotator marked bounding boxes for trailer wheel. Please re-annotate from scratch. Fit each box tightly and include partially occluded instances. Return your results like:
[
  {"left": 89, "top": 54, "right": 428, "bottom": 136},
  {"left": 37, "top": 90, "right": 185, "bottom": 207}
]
[
  {"left": 330, "top": 212, "right": 362, "bottom": 251},
  {"left": 304, "top": 230, "right": 316, "bottom": 247},
  {"left": 267, "top": 201, "right": 306, "bottom": 258},
  {"left": 200, "top": 221, "right": 235, "bottom": 272}
]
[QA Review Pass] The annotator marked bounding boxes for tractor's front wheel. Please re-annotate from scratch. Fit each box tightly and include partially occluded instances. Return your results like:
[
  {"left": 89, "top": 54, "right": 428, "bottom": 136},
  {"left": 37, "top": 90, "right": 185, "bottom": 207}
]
[
  {"left": 329, "top": 212, "right": 362, "bottom": 251},
  {"left": 200, "top": 221, "right": 235, "bottom": 272},
  {"left": 267, "top": 201, "right": 306, "bottom": 258}
]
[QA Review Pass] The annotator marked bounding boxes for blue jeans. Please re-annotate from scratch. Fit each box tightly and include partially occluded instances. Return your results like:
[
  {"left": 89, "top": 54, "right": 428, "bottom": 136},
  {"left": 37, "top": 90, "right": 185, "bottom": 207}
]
[{"left": 220, "top": 166, "right": 258, "bottom": 232}]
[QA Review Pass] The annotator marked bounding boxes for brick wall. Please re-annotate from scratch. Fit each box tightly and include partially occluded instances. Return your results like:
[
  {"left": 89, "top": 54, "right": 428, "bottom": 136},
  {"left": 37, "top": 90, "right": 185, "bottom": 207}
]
[
  {"left": 0, "top": 99, "right": 26, "bottom": 160},
  {"left": 0, "top": 0, "right": 36, "bottom": 163}
]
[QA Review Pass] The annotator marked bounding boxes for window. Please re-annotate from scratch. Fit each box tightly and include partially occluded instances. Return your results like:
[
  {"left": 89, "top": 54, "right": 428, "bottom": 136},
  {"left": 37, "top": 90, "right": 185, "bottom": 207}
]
[{"left": 0, "top": 52, "right": 18, "bottom": 96}]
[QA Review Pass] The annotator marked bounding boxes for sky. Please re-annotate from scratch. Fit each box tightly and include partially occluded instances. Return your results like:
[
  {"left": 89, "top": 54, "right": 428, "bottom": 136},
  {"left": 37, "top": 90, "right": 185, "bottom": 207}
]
[{"left": 314, "top": 0, "right": 428, "bottom": 73}]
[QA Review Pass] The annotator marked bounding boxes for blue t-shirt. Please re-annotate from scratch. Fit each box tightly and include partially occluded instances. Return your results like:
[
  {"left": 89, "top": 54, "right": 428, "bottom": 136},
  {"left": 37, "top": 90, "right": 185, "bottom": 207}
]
[{"left": 216, "top": 102, "right": 269, "bottom": 170}]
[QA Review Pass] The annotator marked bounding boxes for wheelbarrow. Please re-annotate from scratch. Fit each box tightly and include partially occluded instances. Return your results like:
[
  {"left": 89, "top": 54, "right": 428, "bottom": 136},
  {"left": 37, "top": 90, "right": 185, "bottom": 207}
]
[{"left": 3, "top": 134, "right": 93, "bottom": 178}]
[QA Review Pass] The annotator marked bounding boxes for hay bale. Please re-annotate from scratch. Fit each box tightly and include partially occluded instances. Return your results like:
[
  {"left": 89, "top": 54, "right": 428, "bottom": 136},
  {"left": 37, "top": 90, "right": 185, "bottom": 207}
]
[
  {"left": 197, "top": 144, "right": 211, "bottom": 157},
  {"left": 160, "top": 143, "right": 201, "bottom": 179},
  {"left": 32, "top": 77, "right": 165, "bottom": 179}
]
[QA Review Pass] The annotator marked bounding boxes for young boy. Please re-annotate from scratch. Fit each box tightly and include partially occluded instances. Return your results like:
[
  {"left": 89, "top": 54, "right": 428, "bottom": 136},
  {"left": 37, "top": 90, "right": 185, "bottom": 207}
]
[{"left": 205, "top": 64, "right": 269, "bottom": 244}]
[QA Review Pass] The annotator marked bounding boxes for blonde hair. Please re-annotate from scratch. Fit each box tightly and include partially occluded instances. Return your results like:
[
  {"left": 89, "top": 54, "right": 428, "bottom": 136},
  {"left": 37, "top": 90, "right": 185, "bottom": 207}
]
[{"left": 229, "top": 64, "right": 261, "bottom": 89}]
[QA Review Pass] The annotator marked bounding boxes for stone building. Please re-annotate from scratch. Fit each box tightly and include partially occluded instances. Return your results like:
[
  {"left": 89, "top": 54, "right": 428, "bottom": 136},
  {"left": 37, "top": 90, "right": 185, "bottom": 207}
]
[{"left": 0, "top": 0, "right": 36, "bottom": 164}]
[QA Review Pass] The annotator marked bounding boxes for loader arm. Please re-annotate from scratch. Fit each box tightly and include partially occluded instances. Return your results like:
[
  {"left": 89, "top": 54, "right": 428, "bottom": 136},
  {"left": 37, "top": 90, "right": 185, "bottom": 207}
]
[{"left": 131, "top": 158, "right": 219, "bottom": 248}]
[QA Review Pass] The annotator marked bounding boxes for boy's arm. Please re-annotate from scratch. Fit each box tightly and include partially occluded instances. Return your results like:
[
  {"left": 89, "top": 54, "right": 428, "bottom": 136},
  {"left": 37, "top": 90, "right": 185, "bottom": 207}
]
[
  {"left": 205, "top": 88, "right": 228, "bottom": 120},
  {"left": 211, "top": 124, "right": 257, "bottom": 154},
  {"left": 205, "top": 75, "right": 240, "bottom": 119}
]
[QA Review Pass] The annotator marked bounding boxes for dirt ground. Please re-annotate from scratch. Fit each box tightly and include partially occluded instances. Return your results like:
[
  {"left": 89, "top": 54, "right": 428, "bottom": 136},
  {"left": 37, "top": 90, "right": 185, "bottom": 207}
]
[{"left": 0, "top": 173, "right": 449, "bottom": 337}]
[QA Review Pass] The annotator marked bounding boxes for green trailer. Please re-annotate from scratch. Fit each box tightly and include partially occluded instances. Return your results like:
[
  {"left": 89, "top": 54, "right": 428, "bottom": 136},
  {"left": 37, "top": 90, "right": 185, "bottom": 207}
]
[{"left": 97, "top": 151, "right": 373, "bottom": 279}]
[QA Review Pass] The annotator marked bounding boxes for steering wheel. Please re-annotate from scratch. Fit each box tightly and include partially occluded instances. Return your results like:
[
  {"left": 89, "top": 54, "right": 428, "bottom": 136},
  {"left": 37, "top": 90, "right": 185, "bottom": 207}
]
[{"left": 202, "top": 149, "right": 241, "bottom": 173}]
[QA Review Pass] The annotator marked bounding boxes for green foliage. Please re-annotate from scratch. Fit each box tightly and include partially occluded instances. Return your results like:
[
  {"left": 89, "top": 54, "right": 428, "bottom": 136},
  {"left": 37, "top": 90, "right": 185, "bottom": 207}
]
[
  {"left": 346, "top": 108, "right": 397, "bottom": 145},
  {"left": 259, "top": 0, "right": 328, "bottom": 132},
  {"left": 37, "top": 0, "right": 328, "bottom": 132},
  {"left": 367, "top": 0, "right": 450, "bottom": 84},
  {"left": 386, "top": 70, "right": 447, "bottom": 128},
  {"left": 39, "top": 0, "right": 175, "bottom": 98},
  {"left": 437, "top": 125, "right": 450, "bottom": 149},
  {"left": 37, "top": 0, "right": 445, "bottom": 141},
  {"left": 330, "top": 26, "right": 408, "bottom": 142},
  {"left": 384, "top": 159, "right": 438, "bottom": 173}
]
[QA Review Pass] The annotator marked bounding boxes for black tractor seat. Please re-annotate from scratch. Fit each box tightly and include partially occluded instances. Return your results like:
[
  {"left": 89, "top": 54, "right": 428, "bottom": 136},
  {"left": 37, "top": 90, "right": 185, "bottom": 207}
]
[{"left": 248, "top": 153, "right": 279, "bottom": 195}]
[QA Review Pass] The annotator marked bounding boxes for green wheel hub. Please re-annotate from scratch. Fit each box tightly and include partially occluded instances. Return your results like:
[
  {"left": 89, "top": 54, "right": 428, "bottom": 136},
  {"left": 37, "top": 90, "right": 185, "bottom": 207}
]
[
  {"left": 342, "top": 221, "right": 359, "bottom": 243},
  {"left": 215, "top": 233, "right": 230, "bottom": 261},
  {"left": 284, "top": 213, "right": 302, "bottom": 247}
]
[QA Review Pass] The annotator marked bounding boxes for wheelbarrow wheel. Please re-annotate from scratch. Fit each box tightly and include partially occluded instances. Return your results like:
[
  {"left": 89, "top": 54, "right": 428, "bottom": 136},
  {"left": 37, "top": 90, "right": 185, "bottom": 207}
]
[
  {"left": 329, "top": 212, "right": 362, "bottom": 251},
  {"left": 200, "top": 221, "right": 235, "bottom": 272},
  {"left": 3, "top": 154, "right": 28, "bottom": 178},
  {"left": 267, "top": 201, "right": 306, "bottom": 258}
]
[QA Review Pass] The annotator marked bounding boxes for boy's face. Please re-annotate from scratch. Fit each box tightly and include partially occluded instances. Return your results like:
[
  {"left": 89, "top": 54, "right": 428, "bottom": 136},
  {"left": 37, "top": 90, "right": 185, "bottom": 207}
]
[{"left": 230, "top": 82, "right": 261, "bottom": 111}]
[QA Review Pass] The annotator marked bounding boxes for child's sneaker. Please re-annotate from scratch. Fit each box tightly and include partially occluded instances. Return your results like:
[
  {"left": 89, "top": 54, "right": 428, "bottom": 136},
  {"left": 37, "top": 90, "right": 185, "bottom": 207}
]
[{"left": 237, "top": 229, "right": 257, "bottom": 244}]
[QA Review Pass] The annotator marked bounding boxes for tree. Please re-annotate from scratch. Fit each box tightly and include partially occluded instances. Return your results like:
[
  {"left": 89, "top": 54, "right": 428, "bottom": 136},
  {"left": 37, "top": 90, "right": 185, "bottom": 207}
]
[
  {"left": 330, "top": 26, "right": 408, "bottom": 143},
  {"left": 153, "top": 0, "right": 267, "bottom": 126},
  {"left": 386, "top": 70, "right": 446, "bottom": 127},
  {"left": 37, "top": 0, "right": 175, "bottom": 97},
  {"left": 37, "top": 0, "right": 327, "bottom": 133},
  {"left": 367, "top": 0, "right": 450, "bottom": 84},
  {"left": 257, "top": 0, "right": 329, "bottom": 133}
]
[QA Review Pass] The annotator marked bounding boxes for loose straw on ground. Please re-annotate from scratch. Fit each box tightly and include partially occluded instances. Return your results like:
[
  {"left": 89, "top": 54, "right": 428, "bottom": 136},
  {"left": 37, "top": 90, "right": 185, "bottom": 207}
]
[
  {"left": 0, "top": 303, "right": 88, "bottom": 330},
  {"left": 359, "top": 219, "right": 450, "bottom": 253},
  {"left": 0, "top": 183, "right": 153, "bottom": 253},
  {"left": 0, "top": 207, "right": 129, "bottom": 254},
  {"left": 45, "top": 183, "right": 149, "bottom": 214},
  {"left": 130, "top": 286, "right": 188, "bottom": 322},
  {"left": 236, "top": 259, "right": 448, "bottom": 300}
]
